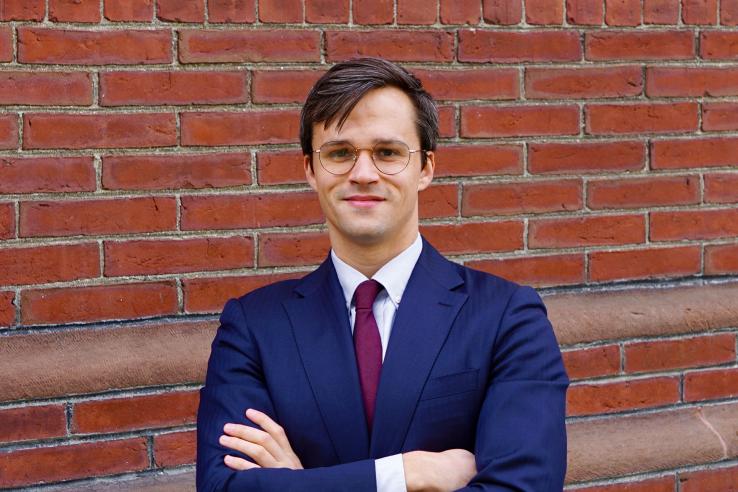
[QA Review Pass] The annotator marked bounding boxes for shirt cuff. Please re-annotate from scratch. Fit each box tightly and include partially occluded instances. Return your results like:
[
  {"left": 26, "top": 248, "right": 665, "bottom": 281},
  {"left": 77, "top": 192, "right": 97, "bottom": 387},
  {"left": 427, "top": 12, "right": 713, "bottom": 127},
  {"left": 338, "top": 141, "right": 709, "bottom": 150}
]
[{"left": 375, "top": 453, "right": 407, "bottom": 492}]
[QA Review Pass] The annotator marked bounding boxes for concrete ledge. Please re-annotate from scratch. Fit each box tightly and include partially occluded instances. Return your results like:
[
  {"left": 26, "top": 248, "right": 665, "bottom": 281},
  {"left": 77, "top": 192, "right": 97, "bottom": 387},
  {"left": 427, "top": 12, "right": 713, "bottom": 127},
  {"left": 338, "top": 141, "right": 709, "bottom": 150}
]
[{"left": 40, "top": 470, "right": 195, "bottom": 491}]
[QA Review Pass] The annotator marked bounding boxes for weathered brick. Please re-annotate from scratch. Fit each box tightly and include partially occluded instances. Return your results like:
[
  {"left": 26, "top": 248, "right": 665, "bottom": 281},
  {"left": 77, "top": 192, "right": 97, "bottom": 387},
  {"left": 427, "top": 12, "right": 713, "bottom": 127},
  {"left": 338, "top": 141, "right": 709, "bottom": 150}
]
[
  {"left": 529, "top": 214, "right": 645, "bottom": 248},
  {"left": 576, "top": 476, "right": 676, "bottom": 492},
  {"left": 0, "top": 203, "right": 14, "bottom": 239},
  {"left": 0, "top": 438, "right": 148, "bottom": 488},
  {"left": 0, "top": 27, "right": 11, "bottom": 62},
  {"left": 683, "top": 0, "right": 718, "bottom": 24},
  {"left": 440, "top": 0, "right": 480, "bottom": 24},
  {"left": 353, "top": 0, "right": 393, "bottom": 24},
  {"left": 0, "top": 291, "right": 14, "bottom": 326},
  {"left": 643, "top": 0, "right": 679, "bottom": 23},
  {"left": 705, "top": 173, "right": 738, "bottom": 203},
  {"left": 586, "top": 103, "right": 698, "bottom": 134},
  {"left": 0, "top": 405, "right": 67, "bottom": 444},
  {"left": 258, "top": 231, "right": 330, "bottom": 267},
  {"left": 104, "top": 0, "right": 154, "bottom": 21},
  {"left": 703, "top": 102, "right": 738, "bottom": 131},
  {"left": 467, "top": 253, "right": 585, "bottom": 287},
  {"left": 326, "top": 30, "right": 454, "bottom": 62},
  {"left": 701, "top": 32, "right": 738, "bottom": 60},
  {"left": 587, "top": 175, "right": 699, "bottom": 209},
  {"left": 0, "top": 243, "right": 100, "bottom": 286},
  {"left": 625, "top": 334, "right": 736, "bottom": 374},
  {"left": 525, "top": 66, "right": 642, "bottom": 99},
  {"left": 652, "top": 137, "right": 738, "bottom": 169},
  {"left": 529, "top": 141, "right": 645, "bottom": 174},
  {"left": 251, "top": 70, "right": 324, "bottom": 103},
  {"left": 154, "top": 430, "right": 196, "bottom": 467},
  {"left": 681, "top": 465, "right": 738, "bottom": 491},
  {"left": 416, "top": 69, "right": 519, "bottom": 101},
  {"left": 650, "top": 209, "right": 738, "bottom": 241},
  {"left": 462, "top": 180, "right": 582, "bottom": 216},
  {"left": 526, "top": 0, "right": 563, "bottom": 24},
  {"left": 562, "top": 345, "right": 621, "bottom": 380},
  {"left": 157, "top": 0, "right": 205, "bottom": 22},
  {"left": 684, "top": 368, "right": 738, "bottom": 401},
  {"left": 105, "top": 237, "right": 253, "bottom": 276},
  {"left": 306, "top": 0, "right": 348, "bottom": 22},
  {"left": 419, "top": 184, "right": 459, "bottom": 219},
  {"left": 647, "top": 67, "right": 738, "bottom": 97},
  {"left": 0, "top": 157, "right": 95, "bottom": 194},
  {"left": 566, "top": 0, "right": 603, "bottom": 24},
  {"left": 0, "top": 72, "right": 92, "bottom": 105},
  {"left": 184, "top": 272, "right": 303, "bottom": 312},
  {"left": 434, "top": 144, "right": 522, "bottom": 177},
  {"left": 706, "top": 243, "right": 738, "bottom": 274},
  {"left": 179, "top": 29, "right": 320, "bottom": 63},
  {"left": 100, "top": 71, "right": 247, "bottom": 106},
  {"left": 397, "top": 0, "right": 436, "bottom": 24},
  {"left": 0, "top": 115, "right": 19, "bottom": 149},
  {"left": 0, "top": 0, "right": 44, "bottom": 20},
  {"left": 180, "top": 110, "right": 299, "bottom": 146},
  {"left": 49, "top": 0, "right": 100, "bottom": 22},
  {"left": 438, "top": 106, "right": 456, "bottom": 137},
  {"left": 20, "top": 197, "right": 177, "bottom": 237},
  {"left": 459, "top": 30, "right": 581, "bottom": 62},
  {"left": 22, "top": 281, "right": 178, "bottom": 325},
  {"left": 605, "top": 0, "right": 641, "bottom": 25},
  {"left": 420, "top": 221, "right": 524, "bottom": 255},
  {"left": 23, "top": 113, "right": 177, "bottom": 150},
  {"left": 461, "top": 105, "right": 580, "bottom": 137},
  {"left": 722, "top": 0, "right": 738, "bottom": 25},
  {"left": 567, "top": 377, "right": 680, "bottom": 416},
  {"left": 589, "top": 246, "right": 701, "bottom": 282},
  {"left": 586, "top": 31, "right": 694, "bottom": 60},
  {"left": 482, "top": 0, "right": 522, "bottom": 24},
  {"left": 208, "top": 0, "right": 256, "bottom": 22},
  {"left": 18, "top": 28, "right": 172, "bottom": 65},
  {"left": 257, "top": 150, "right": 305, "bottom": 185}
]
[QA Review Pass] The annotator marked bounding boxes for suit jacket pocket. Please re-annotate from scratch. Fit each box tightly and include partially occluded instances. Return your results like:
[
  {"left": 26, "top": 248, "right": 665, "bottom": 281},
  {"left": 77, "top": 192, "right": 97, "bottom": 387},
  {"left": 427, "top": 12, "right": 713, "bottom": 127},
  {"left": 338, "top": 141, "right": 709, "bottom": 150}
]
[{"left": 419, "top": 369, "right": 479, "bottom": 401}]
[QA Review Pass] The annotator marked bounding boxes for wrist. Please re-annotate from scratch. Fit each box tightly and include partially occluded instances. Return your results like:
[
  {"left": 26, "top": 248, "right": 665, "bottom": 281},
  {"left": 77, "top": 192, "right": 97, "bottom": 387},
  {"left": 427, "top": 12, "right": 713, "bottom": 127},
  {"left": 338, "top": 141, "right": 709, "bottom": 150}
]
[{"left": 402, "top": 451, "right": 429, "bottom": 492}]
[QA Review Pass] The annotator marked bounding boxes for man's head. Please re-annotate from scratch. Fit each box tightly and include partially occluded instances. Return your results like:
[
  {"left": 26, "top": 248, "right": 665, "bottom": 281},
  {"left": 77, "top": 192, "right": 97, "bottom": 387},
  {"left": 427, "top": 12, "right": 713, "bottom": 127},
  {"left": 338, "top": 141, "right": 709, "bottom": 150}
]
[{"left": 301, "top": 58, "right": 438, "bottom": 254}]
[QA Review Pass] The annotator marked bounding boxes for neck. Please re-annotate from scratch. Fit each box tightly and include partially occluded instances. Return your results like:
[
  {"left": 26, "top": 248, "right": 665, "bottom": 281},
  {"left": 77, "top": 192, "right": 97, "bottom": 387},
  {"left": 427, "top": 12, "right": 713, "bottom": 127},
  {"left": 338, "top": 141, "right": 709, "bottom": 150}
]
[{"left": 330, "top": 229, "right": 418, "bottom": 278}]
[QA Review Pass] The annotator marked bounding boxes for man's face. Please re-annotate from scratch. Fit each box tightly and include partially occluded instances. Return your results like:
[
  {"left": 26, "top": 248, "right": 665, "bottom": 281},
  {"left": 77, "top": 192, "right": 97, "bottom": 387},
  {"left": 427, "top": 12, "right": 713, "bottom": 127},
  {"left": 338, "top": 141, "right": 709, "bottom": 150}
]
[{"left": 304, "top": 86, "right": 435, "bottom": 250}]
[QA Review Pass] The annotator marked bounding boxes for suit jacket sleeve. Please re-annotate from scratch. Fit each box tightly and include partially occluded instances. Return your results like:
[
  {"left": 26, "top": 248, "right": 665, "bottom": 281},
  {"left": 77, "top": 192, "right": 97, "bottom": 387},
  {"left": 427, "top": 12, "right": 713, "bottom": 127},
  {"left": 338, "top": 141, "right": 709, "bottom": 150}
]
[
  {"left": 458, "top": 286, "right": 569, "bottom": 491},
  {"left": 196, "top": 299, "right": 377, "bottom": 492}
]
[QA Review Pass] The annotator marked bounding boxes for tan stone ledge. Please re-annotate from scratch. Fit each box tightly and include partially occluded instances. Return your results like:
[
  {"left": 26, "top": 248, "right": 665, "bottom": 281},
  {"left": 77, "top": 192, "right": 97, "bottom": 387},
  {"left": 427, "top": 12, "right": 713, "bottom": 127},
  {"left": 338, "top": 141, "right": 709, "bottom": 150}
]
[{"left": 36, "top": 469, "right": 196, "bottom": 492}]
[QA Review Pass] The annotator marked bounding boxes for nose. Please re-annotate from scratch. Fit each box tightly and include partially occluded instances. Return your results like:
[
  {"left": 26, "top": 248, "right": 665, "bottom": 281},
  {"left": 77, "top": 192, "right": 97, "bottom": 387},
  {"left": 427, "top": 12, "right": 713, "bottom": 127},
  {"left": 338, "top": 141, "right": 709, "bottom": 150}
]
[{"left": 348, "top": 148, "right": 379, "bottom": 184}]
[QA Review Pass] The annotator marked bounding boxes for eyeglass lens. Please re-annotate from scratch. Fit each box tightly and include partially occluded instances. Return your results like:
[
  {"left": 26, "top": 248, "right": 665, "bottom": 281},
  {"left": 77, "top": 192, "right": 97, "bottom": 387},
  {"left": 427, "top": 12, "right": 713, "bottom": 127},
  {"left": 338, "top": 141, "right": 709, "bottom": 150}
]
[{"left": 318, "top": 142, "right": 412, "bottom": 175}]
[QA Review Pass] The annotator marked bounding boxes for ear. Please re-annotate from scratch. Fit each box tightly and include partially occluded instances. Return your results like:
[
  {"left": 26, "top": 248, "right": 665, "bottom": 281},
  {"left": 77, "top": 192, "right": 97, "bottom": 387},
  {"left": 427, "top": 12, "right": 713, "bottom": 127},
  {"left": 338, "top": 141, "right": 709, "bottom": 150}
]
[
  {"left": 417, "top": 151, "right": 435, "bottom": 191},
  {"left": 304, "top": 154, "right": 318, "bottom": 191}
]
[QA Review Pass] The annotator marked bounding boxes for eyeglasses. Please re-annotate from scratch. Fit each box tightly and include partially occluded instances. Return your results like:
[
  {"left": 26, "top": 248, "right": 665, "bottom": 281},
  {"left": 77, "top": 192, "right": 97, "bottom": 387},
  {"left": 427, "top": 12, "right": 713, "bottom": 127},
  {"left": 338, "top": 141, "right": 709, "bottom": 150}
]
[{"left": 314, "top": 141, "right": 424, "bottom": 175}]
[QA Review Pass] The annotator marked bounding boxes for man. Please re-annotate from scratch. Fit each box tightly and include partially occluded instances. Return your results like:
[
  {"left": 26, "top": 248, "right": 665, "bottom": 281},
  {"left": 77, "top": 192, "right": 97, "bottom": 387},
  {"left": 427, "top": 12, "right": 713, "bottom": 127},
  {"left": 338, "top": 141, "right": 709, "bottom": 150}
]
[{"left": 196, "top": 58, "right": 568, "bottom": 491}]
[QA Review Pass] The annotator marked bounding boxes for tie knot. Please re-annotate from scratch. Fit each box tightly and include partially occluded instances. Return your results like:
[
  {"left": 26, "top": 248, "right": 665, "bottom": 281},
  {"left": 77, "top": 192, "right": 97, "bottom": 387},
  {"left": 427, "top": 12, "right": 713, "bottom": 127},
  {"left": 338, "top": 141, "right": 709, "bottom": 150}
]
[{"left": 353, "top": 280, "right": 383, "bottom": 310}]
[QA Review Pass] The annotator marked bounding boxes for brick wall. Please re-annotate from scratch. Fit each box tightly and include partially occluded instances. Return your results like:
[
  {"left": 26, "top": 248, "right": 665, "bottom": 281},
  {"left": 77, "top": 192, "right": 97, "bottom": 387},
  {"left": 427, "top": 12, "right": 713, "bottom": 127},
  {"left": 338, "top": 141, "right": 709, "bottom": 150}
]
[{"left": 0, "top": 0, "right": 737, "bottom": 489}]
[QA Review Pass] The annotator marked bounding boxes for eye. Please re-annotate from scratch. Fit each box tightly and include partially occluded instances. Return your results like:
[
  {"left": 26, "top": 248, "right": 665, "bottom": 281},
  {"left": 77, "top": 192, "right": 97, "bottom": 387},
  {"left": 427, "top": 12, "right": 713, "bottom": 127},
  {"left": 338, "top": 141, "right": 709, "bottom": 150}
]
[
  {"left": 325, "top": 145, "right": 354, "bottom": 161},
  {"left": 374, "top": 145, "right": 403, "bottom": 160}
]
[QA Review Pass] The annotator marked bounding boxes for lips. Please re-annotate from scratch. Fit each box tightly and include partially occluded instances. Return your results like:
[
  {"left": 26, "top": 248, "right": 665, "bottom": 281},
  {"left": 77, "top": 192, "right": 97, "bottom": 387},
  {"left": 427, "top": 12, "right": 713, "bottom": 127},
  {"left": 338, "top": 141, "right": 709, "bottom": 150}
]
[{"left": 344, "top": 195, "right": 385, "bottom": 207}]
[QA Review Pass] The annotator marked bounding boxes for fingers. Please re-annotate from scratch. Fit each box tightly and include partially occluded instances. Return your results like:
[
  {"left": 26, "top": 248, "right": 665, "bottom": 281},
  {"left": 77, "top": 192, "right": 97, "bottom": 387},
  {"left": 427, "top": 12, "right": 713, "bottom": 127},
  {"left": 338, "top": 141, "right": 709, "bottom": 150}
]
[
  {"left": 221, "top": 425, "right": 283, "bottom": 466},
  {"left": 224, "top": 454, "right": 260, "bottom": 471},
  {"left": 245, "top": 408, "right": 294, "bottom": 454}
]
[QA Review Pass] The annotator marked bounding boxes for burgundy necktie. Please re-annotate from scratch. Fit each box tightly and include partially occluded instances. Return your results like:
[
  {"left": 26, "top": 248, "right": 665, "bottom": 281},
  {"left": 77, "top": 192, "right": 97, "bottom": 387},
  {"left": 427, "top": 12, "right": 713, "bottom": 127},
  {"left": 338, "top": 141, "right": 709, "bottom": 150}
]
[{"left": 353, "top": 279, "right": 383, "bottom": 430}]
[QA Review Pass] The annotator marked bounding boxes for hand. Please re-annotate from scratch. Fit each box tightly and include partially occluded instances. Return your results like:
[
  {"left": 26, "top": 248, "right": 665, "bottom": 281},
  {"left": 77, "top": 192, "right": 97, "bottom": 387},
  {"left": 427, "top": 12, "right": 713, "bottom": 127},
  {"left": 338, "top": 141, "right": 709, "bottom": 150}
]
[
  {"left": 403, "top": 449, "right": 476, "bottom": 492},
  {"left": 219, "top": 408, "right": 303, "bottom": 471}
]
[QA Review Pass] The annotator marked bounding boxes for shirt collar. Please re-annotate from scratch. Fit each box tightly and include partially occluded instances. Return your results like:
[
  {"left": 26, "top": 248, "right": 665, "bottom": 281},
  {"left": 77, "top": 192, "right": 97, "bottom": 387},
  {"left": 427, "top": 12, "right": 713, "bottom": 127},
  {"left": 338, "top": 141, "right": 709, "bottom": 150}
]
[{"left": 331, "top": 234, "right": 423, "bottom": 308}]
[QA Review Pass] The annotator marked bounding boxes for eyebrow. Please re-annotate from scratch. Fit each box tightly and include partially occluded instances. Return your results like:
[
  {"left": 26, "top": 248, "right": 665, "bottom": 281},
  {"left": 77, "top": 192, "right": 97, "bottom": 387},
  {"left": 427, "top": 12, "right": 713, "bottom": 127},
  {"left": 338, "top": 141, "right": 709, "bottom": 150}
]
[{"left": 321, "top": 138, "right": 409, "bottom": 146}]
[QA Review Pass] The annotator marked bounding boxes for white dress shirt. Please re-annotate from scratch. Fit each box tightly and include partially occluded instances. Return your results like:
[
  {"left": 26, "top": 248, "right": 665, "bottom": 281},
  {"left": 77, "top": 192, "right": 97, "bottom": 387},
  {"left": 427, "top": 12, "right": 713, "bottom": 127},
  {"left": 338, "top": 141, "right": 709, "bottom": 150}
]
[{"left": 331, "top": 234, "right": 423, "bottom": 492}]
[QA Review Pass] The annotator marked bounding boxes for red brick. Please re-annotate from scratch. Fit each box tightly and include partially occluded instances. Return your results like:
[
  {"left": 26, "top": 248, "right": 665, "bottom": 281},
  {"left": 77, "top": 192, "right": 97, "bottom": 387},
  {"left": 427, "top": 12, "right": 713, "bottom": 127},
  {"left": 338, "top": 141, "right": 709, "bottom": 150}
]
[
  {"left": 0, "top": 243, "right": 100, "bottom": 286},
  {"left": 525, "top": 66, "right": 642, "bottom": 99},
  {"left": 0, "top": 72, "right": 92, "bottom": 105},
  {"left": 184, "top": 272, "right": 303, "bottom": 312},
  {"left": 181, "top": 192, "right": 323, "bottom": 230},
  {"left": 0, "top": 0, "right": 44, "bottom": 20},
  {"left": 647, "top": 67, "right": 738, "bottom": 97},
  {"left": 577, "top": 476, "right": 676, "bottom": 492},
  {"left": 158, "top": 0, "right": 205, "bottom": 21},
  {"left": 0, "top": 291, "right": 14, "bottom": 326},
  {"left": 438, "top": 106, "right": 456, "bottom": 137},
  {"left": 434, "top": 144, "right": 522, "bottom": 177},
  {"left": 23, "top": 113, "right": 177, "bottom": 150},
  {"left": 652, "top": 137, "right": 738, "bottom": 169},
  {"left": 650, "top": 209, "right": 738, "bottom": 241},
  {"left": 259, "top": 0, "right": 302, "bottom": 21},
  {"left": 419, "top": 184, "right": 458, "bottom": 219},
  {"left": 567, "top": 377, "right": 680, "bottom": 416},
  {"left": 586, "top": 31, "right": 694, "bottom": 60},
  {"left": 705, "top": 173, "right": 738, "bottom": 203},
  {"left": 626, "top": 334, "right": 735, "bottom": 374},
  {"left": 482, "top": 0, "right": 522, "bottom": 24},
  {"left": 589, "top": 245, "right": 701, "bottom": 282},
  {"left": 251, "top": 70, "right": 324, "bottom": 103},
  {"left": 103, "top": 153, "right": 250, "bottom": 191},
  {"left": 0, "top": 203, "right": 14, "bottom": 240},
  {"left": 587, "top": 175, "right": 699, "bottom": 209},
  {"left": 586, "top": 103, "right": 698, "bottom": 134},
  {"left": 459, "top": 30, "right": 581, "bottom": 62},
  {"left": 684, "top": 368, "right": 738, "bottom": 401},
  {"left": 462, "top": 180, "right": 582, "bottom": 216},
  {"left": 181, "top": 110, "right": 299, "bottom": 146},
  {"left": 461, "top": 105, "right": 580, "bottom": 137},
  {"left": 605, "top": 0, "right": 641, "bottom": 25},
  {"left": 529, "top": 214, "right": 645, "bottom": 248},
  {"left": 154, "top": 430, "right": 196, "bottom": 467},
  {"left": 416, "top": 68, "right": 519, "bottom": 101},
  {"left": 353, "top": 0, "right": 393, "bottom": 24},
  {"left": 0, "top": 157, "right": 95, "bottom": 194},
  {"left": 529, "top": 141, "right": 645, "bottom": 174},
  {"left": 683, "top": 0, "right": 717, "bottom": 24},
  {"left": 0, "top": 27, "right": 11, "bottom": 62},
  {"left": 326, "top": 30, "right": 454, "bottom": 62},
  {"left": 681, "top": 466, "right": 738, "bottom": 492},
  {"left": 722, "top": 0, "right": 738, "bottom": 25},
  {"left": 179, "top": 29, "right": 320, "bottom": 63},
  {"left": 0, "top": 114, "right": 18, "bottom": 149},
  {"left": 104, "top": 0, "right": 154, "bottom": 21},
  {"left": 421, "top": 221, "right": 524, "bottom": 255},
  {"left": 208, "top": 0, "right": 255, "bottom": 22},
  {"left": 467, "top": 253, "right": 585, "bottom": 287},
  {"left": 566, "top": 0, "right": 603, "bottom": 24},
  {"left": 306, "top": 0, "right": 349, "bottom": 22},
  {"left": 0, "top": 405, "right": 66, "bottom": 444},
  {"left": 701, "top": 32, "right": 738, "bottom": 60},
  {"left": 259, "top": 231, "right": 329, "bottom": 267},
  {"left": 20, "top": 197, "right": 177, "bottom": 237},
  {"left": 440, "top": 0, "right": 480, "bottom": 24},
  {"left": 18, "top": 28, "right": 171, "bottom": 65},
  {"left": 22, "top": 281, "right": 178, "bottom": 325},
  {"left": 644, "top": 0, "right": 679, "bottom": 23},
  {"left": 397, "top": 0, "right": 436, "bottom": 24},
  {"left": 706, "top": 243, "right": 738, "bottom": 274},
  {"left": 49, "top": 0, "right": 100, "bottom": 22},
  {"left": 526, "top": 0, "right": 563, "bottom": 24},
  {"left": 73, "top": 391, "right": 199, "bottom": 434},
  {"left": 105, "top": 237, "right": 253, "bottom": 276},
  {"left": 703, "top": 102, "right": 738, "bottom": 131},
  {"left": 0, "top": 438, "right": 148, "bottom": 488},
  {"left": 100, "top": 71, "right": 247, "bottom": 106},
  {"left": 257, "top": 150, "right": 305, "bottom": 185},
  {"left": 562, "top": 345, "right": 621, "bottom": 380}
]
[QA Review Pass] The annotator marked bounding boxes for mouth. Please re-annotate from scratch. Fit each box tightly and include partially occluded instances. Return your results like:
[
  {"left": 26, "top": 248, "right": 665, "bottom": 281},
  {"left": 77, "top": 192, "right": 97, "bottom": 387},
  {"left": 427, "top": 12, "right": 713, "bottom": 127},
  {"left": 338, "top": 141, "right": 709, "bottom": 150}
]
[{"left": 343, "top": 195, "right": 385, "bottom": 208}]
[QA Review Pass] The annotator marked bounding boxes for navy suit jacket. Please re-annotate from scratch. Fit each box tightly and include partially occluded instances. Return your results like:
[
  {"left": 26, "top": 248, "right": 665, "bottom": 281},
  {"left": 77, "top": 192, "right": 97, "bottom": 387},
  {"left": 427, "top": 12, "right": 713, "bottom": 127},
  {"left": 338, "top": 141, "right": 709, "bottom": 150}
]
[{"left": 196, "top": 239, "right": 569, "bottom": 491}]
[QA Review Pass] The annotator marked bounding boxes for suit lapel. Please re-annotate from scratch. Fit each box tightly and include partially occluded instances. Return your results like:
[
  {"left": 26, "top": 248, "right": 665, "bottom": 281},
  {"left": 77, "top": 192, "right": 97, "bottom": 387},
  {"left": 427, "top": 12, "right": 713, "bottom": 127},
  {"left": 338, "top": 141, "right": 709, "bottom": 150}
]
[
  {"left": 370, "top": 240, "right": 468, "bottom": 457},
  {"left": 283, "top": 259, "right": 370, "bottom": 463}
]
